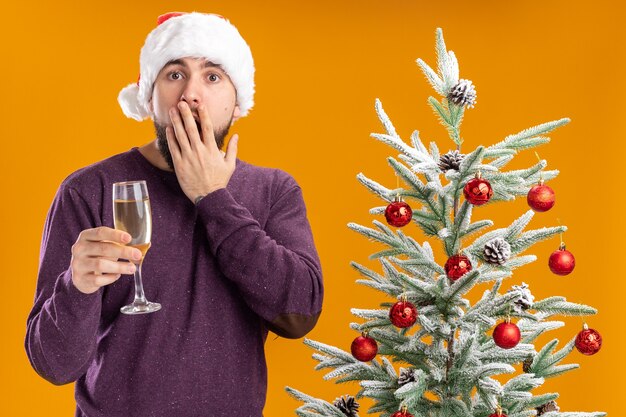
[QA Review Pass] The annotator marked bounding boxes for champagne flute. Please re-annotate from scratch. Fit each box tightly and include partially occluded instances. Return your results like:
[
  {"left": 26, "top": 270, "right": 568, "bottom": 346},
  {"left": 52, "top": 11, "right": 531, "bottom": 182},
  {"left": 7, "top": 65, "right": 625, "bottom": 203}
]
[{"left": 113, "top": 180, "right": 161, "bottom": 314}]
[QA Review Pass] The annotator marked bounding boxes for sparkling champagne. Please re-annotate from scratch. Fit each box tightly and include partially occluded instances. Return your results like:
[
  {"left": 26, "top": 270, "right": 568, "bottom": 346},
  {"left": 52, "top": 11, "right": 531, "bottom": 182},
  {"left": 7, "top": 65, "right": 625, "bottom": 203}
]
[{"left": 113, "top": 198, "right": 152, "bottom": 262}]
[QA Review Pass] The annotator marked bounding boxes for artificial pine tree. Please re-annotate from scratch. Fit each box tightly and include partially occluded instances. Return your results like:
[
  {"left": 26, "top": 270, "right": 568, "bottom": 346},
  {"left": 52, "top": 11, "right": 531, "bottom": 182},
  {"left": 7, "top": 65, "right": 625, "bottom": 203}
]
[{"left": 285, "top": 28, "right": 605, "bottom": 417}]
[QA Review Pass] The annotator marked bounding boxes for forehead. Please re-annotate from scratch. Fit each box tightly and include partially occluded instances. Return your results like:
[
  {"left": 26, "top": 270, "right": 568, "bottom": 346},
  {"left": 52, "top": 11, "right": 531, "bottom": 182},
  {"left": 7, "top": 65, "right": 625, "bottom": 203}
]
[{"left": 161, "top": 57, "right": 226, "bottom": 73}]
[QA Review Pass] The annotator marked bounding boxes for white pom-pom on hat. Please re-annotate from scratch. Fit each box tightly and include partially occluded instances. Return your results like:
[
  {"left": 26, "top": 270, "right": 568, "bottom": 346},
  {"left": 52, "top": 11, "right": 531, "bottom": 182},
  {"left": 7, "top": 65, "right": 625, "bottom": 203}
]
[
  {"left": 117, "top": 83, "right": 151, "bottom": 121},
  {"left": 118, "top": 11, "right": 255, "bottom": 122}
]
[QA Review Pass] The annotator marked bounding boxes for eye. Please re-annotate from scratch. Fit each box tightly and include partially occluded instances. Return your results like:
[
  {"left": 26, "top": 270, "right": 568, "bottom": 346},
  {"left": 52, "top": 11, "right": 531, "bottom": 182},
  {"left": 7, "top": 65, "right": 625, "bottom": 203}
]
[
  {"left": 168, "top": 71, "right": 183, "bottom": 80},
  {"left": 208, "top": 73, "right": 220, "bottom": 82}
]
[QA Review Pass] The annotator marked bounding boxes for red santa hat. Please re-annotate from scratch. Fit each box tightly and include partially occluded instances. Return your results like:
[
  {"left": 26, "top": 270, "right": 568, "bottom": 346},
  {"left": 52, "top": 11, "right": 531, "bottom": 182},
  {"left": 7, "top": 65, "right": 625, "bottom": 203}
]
[{"left": 118, "top": 12, "right": 255, "bottom": 121}]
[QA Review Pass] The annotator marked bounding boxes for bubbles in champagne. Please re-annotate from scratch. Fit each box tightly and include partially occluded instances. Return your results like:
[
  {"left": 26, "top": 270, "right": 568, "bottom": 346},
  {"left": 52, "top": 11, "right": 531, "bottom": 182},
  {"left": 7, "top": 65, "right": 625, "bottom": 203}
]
[{"left": 114, "top": 198, "right": 152, "bottom": 258}]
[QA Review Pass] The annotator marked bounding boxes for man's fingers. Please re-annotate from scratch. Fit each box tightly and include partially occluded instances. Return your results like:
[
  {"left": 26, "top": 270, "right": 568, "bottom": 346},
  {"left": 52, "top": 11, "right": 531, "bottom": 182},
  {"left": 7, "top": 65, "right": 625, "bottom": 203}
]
[
  {"left": 198, "top": 104, "right": 217, "bottom": 151},
  {"left": 165, "top": 126, "right": 182, "bottom": 162},
  {"left": 71, "top": 228, "right": 138, "bottom": 293},
  {"left": 177, "top": 101, "right": 202, "bottom": 153},
  {"left": 82, "top": 257, "right": 137, "bottom": 276},
  {"left": 84, "top": 241, "right": 143, "bottom": 262},
  {"left": 79, "top": 227, "right": 131, "bottom": 245},
  {"left": 224, "top": 134, "right": 239, "bottom": 166},
  {"left": 92, "top": 273, "right": 123, "bottom": 287},
  {"left": 169, "top": 107, "right": 191, "bottom": 154}
]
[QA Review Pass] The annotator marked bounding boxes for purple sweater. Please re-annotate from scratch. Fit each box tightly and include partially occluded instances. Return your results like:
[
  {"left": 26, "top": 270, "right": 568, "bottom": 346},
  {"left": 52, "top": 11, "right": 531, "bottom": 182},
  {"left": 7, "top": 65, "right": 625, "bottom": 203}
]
[{"left": 25, "top": 147, "right": 324, "bottom": 417}]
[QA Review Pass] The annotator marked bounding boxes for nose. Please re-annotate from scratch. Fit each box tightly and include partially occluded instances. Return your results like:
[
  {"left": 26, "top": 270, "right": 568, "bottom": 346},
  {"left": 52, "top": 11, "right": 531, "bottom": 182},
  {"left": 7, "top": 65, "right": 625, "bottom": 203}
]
[{"left": 180, "top": 76, "right": 202, "bottom": 111}]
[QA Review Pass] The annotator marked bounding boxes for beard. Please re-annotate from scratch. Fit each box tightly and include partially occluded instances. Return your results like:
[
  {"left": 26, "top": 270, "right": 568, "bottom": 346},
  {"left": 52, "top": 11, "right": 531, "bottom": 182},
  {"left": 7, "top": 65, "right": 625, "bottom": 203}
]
[{"left": 154, "top": 117, "right": 233, "bottom": 171}]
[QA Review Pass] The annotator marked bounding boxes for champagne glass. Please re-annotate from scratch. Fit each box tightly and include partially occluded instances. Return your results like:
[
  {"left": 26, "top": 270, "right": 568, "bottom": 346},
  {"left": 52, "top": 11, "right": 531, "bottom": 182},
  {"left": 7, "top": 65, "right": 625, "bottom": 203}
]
[{"left": 113, "top": 180, "right": 161, "bottom": 314}]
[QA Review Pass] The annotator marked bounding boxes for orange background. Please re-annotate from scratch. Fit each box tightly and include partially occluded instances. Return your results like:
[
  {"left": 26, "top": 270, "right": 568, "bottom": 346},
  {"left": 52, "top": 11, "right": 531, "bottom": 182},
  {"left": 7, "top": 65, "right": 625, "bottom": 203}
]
[{"left": 1, "top": 0, "right": 623, "bottom": 415}]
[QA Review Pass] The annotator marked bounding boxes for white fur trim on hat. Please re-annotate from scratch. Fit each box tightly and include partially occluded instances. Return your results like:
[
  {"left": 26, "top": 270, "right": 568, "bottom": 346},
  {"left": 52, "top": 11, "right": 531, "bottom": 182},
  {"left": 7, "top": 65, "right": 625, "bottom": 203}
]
[{"left": 118, "top": 12, "right": 255, "bottom": 121}]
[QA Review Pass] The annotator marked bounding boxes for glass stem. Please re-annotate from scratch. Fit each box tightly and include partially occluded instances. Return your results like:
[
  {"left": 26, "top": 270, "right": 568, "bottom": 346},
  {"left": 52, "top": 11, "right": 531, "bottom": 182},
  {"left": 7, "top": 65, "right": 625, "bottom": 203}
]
[{"left": 132, "top": 260, "right": 147, "bottom": 306}]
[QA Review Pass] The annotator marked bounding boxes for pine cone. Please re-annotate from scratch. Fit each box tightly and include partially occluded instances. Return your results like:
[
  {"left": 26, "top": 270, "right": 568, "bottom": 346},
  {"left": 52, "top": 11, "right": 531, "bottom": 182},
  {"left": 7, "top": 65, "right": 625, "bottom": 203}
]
[
  {"left": 537, "top": 400, "right": 560, "bottom": 415},
  {"left": 508, "top": 282, "right": 535, "bottom": 313},
  {"left": 522, "top": 355, "right": 534, "bottom": 373},
  {"left": 438, "top": 150, "right": 465, "bottom": 172},
  {"left": 483, "top": 238, "right": 511, "bottom": 265},
  {"left": 333, "top": 395, "right": 360, "bottom": 417},
  {"left": 397, "top": 367, "right": 416, "bottom": 385},
  {"left": 447, "top": 79, "right": 477, "bottom": 108}
]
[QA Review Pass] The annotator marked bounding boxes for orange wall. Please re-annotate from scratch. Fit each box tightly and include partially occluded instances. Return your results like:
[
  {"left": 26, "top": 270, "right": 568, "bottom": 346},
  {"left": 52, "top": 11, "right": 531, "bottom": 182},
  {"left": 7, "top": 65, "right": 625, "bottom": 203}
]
[{"left": 2, "top": 0, "right": 623, "bottom": 415}]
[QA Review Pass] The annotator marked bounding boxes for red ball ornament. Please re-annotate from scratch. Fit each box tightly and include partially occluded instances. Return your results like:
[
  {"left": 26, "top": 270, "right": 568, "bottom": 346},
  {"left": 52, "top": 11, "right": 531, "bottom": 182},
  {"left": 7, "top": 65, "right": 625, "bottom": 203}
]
[
  {"left": 463, "top": 171, "right": 493, "bottom": 206},
  {"left": 391, "top": 405, "right": 414, "bottom": 417},
  {"left": 493, "top": 320, "right": 521, "bottom": 349},
  {"left": 527, "top": 179, "right": 555, "bottom": 212},
  {"left": 389, "top": 296, "right": 418, "bottom": 328},
  {"left": 351, "top": 332, "right": 378, "bottom": 362},
  {"left": 385, "top": 196, "right": 413, "bottom": 227},
  {"left": 444, "top": 254, "right": 472, "bottom": 281},
  {"left": 548, "top": 243, "right": 575, "bottom": 276},
  {"left": 575, "top": 323, "right": 602, "bottom": 355}
]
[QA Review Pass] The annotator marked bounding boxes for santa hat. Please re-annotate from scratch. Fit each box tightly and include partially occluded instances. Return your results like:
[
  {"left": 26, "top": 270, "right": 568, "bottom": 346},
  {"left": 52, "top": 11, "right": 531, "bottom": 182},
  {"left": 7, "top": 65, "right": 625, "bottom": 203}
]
[{"left": 118, "top": 12, "right": 255, "bottom": 121}]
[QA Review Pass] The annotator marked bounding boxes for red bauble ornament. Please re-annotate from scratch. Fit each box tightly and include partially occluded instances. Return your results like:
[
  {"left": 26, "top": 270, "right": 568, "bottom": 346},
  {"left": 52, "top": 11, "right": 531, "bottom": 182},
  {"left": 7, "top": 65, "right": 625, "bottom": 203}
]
[
  {"left": 463, "top": 171, "right": 493, "bottom": 205},
  {"left": 444, "top": 254, "right": 472, "bottom": 281},
  {"left": 527, "top": 179, "right": 555, "bottom": 212},
  {"left": 493, "top": 320, "right": 521, "bottom": 349},
  {"left": 391, "top": 405, "right": 414, "bottom": 417},
  {"left": 548, "top": 243, "right": 575, "bottom": 276},
  {"left": 389, "top": 296, "right": 418, "bottom": 328},
  {"left": 351, "top": 332, "right": 378, "bottom": 362},
  {"left": 575, "top": 323, "right": 602, "bottom": 355},
  {"left": 385, "top": 196, "right": 413, "bottom": 227}
]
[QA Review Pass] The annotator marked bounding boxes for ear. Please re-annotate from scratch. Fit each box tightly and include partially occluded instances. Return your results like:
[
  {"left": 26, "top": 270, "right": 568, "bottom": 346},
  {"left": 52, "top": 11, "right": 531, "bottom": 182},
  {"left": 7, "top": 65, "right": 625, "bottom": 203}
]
[
  {"left": 147, "top": 96, "right": 156, "bottom": 121},
  {"left": 231, "top": 104, "right": 242, "bottom": 125}
]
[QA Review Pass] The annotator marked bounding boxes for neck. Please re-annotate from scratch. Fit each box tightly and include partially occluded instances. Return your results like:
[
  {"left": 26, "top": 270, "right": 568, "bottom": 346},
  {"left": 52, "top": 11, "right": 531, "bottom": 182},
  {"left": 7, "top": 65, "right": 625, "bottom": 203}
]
[{"left": 138, "top": 140, "right": 174, "bottom": 172}]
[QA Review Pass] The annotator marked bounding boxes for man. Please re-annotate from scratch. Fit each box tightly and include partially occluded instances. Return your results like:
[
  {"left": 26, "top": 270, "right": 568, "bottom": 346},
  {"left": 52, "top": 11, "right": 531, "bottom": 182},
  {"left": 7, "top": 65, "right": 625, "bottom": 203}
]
[{"left": 25, "top": 12, "right": 323, "bottom": 417}]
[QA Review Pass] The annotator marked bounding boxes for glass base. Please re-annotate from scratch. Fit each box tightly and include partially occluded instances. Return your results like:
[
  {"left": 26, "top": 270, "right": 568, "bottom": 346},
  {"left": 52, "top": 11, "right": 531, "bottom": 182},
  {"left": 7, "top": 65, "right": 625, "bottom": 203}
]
[{"left": 120, "top": 301, "right": 161, "bottom": 315}]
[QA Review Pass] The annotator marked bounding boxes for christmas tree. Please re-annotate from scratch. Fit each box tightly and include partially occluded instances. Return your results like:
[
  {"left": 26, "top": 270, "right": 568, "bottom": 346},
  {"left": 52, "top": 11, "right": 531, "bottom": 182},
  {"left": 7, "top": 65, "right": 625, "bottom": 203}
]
[{"left": 285, "top": 28, "right": 605, "bottom": 417}]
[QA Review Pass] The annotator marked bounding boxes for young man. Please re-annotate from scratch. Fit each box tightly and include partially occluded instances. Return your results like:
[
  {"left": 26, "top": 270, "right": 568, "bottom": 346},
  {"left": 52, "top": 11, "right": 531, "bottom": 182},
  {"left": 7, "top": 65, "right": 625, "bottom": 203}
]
[{"left": 25, "top": 12, "right": 323, "bottom": 416}]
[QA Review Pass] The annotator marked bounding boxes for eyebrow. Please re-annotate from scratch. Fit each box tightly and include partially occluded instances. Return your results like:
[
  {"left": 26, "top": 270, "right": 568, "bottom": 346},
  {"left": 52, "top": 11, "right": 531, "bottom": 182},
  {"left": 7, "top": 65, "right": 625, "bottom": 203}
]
[{"left": 162, "top": 59, "right": 225, "bottom": 72}]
